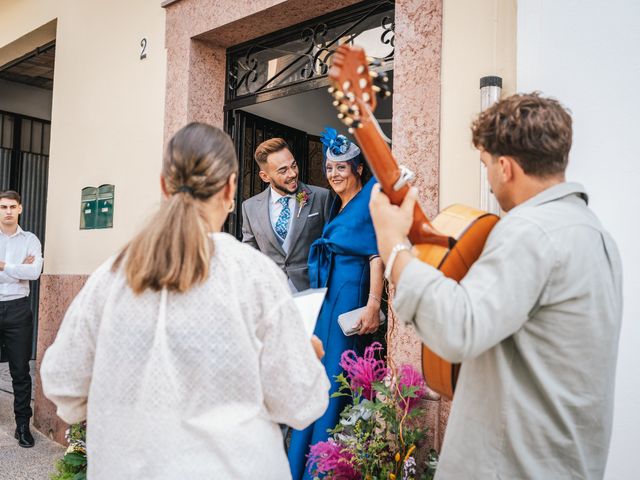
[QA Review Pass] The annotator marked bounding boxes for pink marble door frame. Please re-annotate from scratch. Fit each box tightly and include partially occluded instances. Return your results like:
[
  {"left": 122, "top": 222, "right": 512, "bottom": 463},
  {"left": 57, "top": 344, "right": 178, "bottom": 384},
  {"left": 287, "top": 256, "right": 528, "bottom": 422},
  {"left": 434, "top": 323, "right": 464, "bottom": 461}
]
[
  {"left": 163, "top": 0, "right": 447, "bottom": 449},
  {"left": 34, "top": 274, "right": 88, "bottom": 444}
]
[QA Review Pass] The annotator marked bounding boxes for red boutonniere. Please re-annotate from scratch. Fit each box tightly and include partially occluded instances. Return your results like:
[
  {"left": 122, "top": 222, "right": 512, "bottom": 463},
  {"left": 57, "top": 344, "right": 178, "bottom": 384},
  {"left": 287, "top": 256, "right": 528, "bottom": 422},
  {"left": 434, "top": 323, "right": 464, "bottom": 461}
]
[{"left": 296, "top": 190, "right": 310, "bottom": 218}]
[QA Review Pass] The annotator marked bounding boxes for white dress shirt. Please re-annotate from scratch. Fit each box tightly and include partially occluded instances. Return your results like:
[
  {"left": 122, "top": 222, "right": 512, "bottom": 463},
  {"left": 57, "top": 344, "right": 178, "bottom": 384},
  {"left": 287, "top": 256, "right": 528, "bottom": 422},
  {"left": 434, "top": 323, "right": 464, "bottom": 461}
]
[
  {"left": 41, "top": 233, "right": 330, "bottom": 480},
  {"left": 0, "top": 226, "right": 43, "bottom": 301}
]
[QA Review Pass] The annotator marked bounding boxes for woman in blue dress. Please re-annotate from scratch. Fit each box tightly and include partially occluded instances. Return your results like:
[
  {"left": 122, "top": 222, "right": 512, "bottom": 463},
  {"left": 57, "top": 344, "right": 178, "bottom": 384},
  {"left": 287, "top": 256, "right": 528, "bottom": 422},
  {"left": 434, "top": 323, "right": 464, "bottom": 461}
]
[{"left": 288, "top": 128, "right": 385, "bottom": 480}]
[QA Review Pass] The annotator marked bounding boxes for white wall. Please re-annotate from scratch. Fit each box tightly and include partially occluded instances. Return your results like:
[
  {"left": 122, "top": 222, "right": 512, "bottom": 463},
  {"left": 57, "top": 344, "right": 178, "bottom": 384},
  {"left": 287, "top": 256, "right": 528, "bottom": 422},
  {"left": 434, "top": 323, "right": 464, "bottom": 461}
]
[
  {"left": 0, "top": 78, "right": 52, "bottom": 120},
  {"left": 517, "top": 1, "right": 640, "bottom": 478},
  {"left": 440, "top": 0, "right": 516, "bottom": 210}
]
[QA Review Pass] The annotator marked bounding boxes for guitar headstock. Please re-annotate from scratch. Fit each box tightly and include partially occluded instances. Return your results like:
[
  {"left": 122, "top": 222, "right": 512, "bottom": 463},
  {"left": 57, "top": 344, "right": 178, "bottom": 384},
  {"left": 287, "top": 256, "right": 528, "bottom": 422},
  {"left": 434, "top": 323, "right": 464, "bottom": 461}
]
[{"left": 328, "top": 45, "right": 391, "bottom": 133}]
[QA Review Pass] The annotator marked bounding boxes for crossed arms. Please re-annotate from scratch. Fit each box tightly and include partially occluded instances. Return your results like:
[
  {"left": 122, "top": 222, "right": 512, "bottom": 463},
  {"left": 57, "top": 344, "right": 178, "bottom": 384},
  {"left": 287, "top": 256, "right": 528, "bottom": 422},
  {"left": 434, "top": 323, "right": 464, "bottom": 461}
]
[{"left": 0, "top": 237, "right": 44, "bottom": 283}]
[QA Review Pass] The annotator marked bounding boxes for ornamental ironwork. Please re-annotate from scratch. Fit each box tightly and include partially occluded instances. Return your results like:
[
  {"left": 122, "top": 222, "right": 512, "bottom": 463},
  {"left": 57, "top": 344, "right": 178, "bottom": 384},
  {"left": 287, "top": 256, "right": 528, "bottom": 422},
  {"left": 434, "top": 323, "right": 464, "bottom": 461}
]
[{"left": 226, "top": 0, "right": 394, "bottom": 102}]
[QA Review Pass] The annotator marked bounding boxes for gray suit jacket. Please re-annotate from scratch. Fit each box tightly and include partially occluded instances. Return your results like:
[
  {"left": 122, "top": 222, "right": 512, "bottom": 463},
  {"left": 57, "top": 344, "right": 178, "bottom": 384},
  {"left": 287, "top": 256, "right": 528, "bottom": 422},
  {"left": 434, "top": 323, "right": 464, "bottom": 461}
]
[{"left": 241, "top": 183, "right": 332, "bottom": 291}]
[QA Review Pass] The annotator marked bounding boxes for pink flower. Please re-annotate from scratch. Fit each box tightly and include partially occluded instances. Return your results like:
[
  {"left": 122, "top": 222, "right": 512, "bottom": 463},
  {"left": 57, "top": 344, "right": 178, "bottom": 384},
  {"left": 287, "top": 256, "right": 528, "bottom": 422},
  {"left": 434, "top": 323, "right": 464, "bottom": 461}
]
[
  {"left": 307, "top": 439, "right": 361, "bottom": 480},
  {"left": 340, "top": 342, "right": 388, "bottom": 400},
  {"left": 397, "top": 364, "right": 427, "bottom": 411}
]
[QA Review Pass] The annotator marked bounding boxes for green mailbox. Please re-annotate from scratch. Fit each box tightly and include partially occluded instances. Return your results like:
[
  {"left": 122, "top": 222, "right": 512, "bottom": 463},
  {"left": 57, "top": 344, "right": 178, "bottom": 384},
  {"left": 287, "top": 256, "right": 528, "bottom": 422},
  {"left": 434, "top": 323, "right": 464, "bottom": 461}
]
[
  {"left": 80, "top": 187, "right": 98, "bottom": 230},
  {"left": 96, "top": 184, "right": 115, "bottom": 229}
]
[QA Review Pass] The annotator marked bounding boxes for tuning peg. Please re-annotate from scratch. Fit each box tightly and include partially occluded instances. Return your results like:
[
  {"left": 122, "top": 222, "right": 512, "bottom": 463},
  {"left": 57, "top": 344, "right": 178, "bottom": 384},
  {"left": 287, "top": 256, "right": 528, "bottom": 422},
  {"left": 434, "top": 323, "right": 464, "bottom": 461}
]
[
  {"left": 363, "top": 92, "right": 371, "bottom": 103},
  {"left": 372, "top": 85, "right": 381, "bottom": 93},
  {"left": 328, "top": 86, "right": 336, "bottom": 93},
  {"left": 332, "top": 100, "right": 340, "bottom": 107},
  {"left": 369, "top": 71, "right": 379, "bottom": 78},
  {"left": 344, "top": 117, "right": 354, "bottom": 126},
  {"left": 349, "top": 121, "right": 363, "bottom": 134},
  {"left": 337, "top": 113, "right": 345, "bottom": 120},
  {"left": 342, "top": 81, "right": 351, "bottom": 91},
  {"left": 334, "top": 91, "right": 345, "bottom": 100},
  {"left": 338, "top": 104, "right": 349, "bottom": 113},
  {"left": 379, "top": 83, "right": 392, "bottom": 97}
]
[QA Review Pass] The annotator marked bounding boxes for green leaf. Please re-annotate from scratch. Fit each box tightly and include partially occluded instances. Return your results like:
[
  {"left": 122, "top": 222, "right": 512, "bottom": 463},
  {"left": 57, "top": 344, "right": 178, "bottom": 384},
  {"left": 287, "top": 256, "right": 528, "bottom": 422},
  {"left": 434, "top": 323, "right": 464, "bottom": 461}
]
[
  {"left": 330, "top": 391, "right": 351, "bottom": 398},
  {"left": 373, "top": 382, "right": 392, "bottom": 398},
  {"left": 63, "top": 452, "right": 87, "bottom": 467},
  {"left": 72, "top": 471, "right": 87, "bottom": 480},
  {"left": 401, "top": 385, "right": 421, "bottom": 398}
]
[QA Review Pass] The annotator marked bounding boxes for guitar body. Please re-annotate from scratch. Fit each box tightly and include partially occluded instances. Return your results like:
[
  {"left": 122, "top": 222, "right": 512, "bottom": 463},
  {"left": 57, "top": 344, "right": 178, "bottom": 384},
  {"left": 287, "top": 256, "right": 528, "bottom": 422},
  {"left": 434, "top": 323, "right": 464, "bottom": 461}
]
[
  {"left": 327, "top": 44, "right": 500, "bottom": 399},
  {"left": 413, "top": 205, "right": 499, "bottom": 399}
]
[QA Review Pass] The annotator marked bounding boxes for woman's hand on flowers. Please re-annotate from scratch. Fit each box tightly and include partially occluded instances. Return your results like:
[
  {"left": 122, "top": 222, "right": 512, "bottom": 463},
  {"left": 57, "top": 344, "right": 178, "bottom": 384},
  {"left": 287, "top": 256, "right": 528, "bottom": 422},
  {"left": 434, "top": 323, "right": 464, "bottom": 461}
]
[
  {"left": 356, "top": 305, "right": 381, "bottom": 335},
  {"left": 311, "top": 335, "right": 325, "bottom": 360}
]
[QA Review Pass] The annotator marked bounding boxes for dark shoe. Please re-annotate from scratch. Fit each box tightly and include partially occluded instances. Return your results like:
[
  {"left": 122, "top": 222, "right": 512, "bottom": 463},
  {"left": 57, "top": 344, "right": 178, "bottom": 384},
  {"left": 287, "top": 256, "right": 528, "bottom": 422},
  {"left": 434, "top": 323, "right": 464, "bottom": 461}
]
[{"left": 15, "top": 424, "right": 35, "bottom": 448}]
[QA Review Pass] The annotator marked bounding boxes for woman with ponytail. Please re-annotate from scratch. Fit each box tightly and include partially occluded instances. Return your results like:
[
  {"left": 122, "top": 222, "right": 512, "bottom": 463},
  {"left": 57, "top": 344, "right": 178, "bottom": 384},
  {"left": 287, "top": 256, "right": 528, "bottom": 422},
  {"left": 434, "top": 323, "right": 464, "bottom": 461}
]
[{"left": 41, "top": 123, "right": 330, "bottom": 479}]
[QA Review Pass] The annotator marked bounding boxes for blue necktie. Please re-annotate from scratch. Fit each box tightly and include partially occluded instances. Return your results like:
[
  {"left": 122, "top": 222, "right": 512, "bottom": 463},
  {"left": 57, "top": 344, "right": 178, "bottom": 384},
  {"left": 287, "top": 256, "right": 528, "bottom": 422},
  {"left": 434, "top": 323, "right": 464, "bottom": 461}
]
[{"left": 275, "top": 196, "right": 291, "bottom": 240}]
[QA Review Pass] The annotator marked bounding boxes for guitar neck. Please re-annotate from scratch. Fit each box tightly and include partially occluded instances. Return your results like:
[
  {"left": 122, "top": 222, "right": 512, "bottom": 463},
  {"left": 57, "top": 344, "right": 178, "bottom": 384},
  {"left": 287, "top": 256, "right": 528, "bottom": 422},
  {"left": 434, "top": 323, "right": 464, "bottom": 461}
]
[{"left": 354, "top": 120, "right": 452, "bottom": 248}]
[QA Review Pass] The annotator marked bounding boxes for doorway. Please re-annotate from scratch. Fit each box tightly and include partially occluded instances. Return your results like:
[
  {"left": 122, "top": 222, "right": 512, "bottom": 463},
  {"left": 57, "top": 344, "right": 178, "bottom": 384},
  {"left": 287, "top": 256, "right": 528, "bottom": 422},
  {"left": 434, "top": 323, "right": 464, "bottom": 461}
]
[
  {"left": 226, "top": 76, "right": 393, "bottom": 239},
  {"left": 222, "top": 0, "right": 395, "bottom": 239},
  {"left": 0, "top": 40, "right": 55, "bottom": 359}
]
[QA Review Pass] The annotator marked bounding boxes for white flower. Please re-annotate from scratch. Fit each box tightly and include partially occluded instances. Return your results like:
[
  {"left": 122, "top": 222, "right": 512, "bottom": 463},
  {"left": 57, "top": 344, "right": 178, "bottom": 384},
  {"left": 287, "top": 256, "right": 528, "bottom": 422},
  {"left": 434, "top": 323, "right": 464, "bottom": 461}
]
[{"left": 340, "top": 402, "right": 373, "bottom": 426}]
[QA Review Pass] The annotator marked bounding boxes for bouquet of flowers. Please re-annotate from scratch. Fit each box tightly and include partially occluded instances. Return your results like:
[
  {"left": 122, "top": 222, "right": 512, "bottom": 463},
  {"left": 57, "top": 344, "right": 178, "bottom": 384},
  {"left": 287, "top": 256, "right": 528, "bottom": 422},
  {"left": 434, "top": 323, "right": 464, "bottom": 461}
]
[
  {"left": 51, "top": 422, "right": 87, "bottom": 480},
  {"left": 307, "top": 342, "right": 438, "bottom": 480}
]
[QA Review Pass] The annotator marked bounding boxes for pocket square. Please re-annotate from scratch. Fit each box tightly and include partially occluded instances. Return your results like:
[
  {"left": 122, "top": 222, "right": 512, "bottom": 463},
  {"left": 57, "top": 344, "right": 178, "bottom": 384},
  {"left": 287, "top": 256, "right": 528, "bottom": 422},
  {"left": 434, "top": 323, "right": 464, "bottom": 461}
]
[{"left": 307, "top": 212, "right": 319, "bottom": 217}]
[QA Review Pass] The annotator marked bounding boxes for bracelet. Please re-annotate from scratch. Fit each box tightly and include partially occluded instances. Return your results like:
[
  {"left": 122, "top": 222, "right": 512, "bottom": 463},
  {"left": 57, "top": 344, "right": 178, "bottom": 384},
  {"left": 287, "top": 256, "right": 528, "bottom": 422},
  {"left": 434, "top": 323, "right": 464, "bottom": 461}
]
[
  {"left": 384, "top": 243, "right": 412, "bottom": 282},
  {"left": 368, "top": 293, "right": 382, "bottom": 303}
]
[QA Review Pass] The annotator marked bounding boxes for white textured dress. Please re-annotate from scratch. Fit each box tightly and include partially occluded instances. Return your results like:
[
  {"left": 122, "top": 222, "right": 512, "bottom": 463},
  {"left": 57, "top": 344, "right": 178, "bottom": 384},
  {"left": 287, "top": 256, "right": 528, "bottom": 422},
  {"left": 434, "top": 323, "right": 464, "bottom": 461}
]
[{"left": 41, "top": 233, "right": 330, "bottom": 479}]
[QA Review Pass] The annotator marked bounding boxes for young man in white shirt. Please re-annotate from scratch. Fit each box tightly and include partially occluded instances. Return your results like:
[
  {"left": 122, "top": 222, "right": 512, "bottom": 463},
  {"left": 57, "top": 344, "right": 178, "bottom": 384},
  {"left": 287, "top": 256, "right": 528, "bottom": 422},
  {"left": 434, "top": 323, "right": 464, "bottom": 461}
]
[{"left": 0, "top": 190, "right": 43, "bottom": 447}]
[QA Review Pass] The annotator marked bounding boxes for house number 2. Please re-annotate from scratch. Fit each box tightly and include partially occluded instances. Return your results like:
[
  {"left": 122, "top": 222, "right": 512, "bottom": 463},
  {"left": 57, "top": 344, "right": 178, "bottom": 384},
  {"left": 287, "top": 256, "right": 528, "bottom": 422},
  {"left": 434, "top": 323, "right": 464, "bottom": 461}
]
[{"left": 140, "top": 38, "right": 148, "bottom": 60}]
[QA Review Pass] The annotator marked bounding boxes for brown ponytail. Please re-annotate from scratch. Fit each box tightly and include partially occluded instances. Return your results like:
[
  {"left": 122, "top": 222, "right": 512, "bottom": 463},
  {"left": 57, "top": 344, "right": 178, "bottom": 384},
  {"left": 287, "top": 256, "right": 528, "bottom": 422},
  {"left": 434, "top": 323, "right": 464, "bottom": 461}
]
[{"left": 113, "top": 123, "right": 238, "bottom": 294}]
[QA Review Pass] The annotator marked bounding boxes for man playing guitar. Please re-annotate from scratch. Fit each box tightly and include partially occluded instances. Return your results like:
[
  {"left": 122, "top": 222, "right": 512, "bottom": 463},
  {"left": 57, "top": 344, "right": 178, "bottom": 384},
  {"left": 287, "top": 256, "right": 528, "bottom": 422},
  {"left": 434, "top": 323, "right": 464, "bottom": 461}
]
[{"left": 369, "top": 93, "right": 623, "bottom": 479}]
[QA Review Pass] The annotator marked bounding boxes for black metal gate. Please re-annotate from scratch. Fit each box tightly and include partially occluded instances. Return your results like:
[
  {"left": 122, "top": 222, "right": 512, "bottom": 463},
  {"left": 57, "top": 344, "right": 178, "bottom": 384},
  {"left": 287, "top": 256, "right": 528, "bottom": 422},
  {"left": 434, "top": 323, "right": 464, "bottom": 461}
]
[
  {"left": 224, "top": 0, "right": 394, "bottom": 110},
  {"left": 0, "top": 110, "right": 50, "bottom": 359}
]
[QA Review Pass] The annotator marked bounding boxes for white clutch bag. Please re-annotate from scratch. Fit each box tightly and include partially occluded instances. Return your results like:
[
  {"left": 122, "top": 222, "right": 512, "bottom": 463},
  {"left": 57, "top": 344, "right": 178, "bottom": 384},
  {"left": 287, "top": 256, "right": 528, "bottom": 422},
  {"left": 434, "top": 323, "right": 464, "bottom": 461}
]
[{"left": 338, "top": 306, "right": 386, "bottom": 336}]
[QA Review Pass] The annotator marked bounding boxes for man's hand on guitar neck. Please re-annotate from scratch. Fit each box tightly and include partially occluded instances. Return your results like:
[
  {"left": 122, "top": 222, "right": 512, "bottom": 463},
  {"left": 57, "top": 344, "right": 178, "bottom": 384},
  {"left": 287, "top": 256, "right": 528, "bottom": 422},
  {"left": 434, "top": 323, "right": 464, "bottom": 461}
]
[{"left": 369, "top": 184, "right": 417, "bottom": 285}]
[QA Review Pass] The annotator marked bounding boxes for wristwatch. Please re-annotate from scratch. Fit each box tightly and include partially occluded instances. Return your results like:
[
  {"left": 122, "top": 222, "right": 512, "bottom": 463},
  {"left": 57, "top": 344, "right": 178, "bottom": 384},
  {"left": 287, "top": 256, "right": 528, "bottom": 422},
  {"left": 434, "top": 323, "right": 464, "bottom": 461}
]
[{"left": 384, "top": 243, "right": 412, "bottom": 282}]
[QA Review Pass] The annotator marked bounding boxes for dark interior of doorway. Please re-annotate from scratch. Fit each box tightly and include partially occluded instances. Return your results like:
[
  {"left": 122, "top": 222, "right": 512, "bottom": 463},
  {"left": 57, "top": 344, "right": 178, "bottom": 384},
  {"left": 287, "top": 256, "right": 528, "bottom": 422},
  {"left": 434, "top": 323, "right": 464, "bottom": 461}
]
[
  {"left": 0, "top": 41, "right": 55, "bottom": 360},
  {"left": 0, "top": 111, "right": 50, "bottom": 361}
]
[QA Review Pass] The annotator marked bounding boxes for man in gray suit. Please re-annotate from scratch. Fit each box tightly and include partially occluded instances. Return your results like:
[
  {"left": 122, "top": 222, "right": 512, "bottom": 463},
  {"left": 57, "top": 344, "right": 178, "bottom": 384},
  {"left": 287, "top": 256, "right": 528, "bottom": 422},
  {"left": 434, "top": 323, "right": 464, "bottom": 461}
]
[{"left": 241, "top": 138, "right": 331, "bottom": 292}]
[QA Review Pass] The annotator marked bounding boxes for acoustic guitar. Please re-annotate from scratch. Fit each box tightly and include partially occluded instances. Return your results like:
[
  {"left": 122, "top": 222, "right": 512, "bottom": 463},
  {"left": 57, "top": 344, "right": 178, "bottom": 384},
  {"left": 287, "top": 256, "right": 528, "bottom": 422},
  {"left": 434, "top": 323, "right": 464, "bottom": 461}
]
[{"left": 328, "top": 45, "right": 499, "bottom": 399}]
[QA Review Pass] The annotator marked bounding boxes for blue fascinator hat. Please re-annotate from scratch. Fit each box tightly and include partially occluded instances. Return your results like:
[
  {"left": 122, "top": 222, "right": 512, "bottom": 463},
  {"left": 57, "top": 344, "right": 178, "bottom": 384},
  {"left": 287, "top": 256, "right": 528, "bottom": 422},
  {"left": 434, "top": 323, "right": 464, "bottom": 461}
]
[{"left": 320, "top": 127, "right": 362, "bottom": 163}]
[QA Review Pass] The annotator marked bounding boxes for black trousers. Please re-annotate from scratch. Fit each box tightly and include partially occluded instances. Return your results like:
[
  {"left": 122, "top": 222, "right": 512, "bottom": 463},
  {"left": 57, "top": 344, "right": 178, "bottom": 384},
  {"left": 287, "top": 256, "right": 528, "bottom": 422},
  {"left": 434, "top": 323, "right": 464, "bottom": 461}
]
[{"left": 0, "top": 297, "right": 33, "bottom": 426}]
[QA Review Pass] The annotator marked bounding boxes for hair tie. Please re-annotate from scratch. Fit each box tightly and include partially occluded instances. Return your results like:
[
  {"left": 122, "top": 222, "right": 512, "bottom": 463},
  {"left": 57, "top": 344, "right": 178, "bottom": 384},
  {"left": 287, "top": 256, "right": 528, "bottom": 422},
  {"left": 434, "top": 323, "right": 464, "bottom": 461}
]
[{"left": 176, "top": 185, "right": 195, "bottom": 196}]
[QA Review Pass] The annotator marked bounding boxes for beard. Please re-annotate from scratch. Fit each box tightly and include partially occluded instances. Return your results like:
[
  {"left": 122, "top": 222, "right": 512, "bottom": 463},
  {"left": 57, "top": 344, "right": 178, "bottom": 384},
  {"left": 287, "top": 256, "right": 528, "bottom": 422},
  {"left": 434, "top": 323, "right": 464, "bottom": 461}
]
[{"left": 270, "top": 177, "right": 298, "bottom": 195}]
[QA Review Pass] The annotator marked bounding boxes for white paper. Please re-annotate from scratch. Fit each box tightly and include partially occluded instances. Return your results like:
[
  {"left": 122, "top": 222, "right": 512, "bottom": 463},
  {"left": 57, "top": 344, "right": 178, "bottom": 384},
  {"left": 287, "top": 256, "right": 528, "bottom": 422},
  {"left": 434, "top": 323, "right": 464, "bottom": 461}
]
[{"left": 292, "top": 288, "right": 327, "bottom": 337}]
